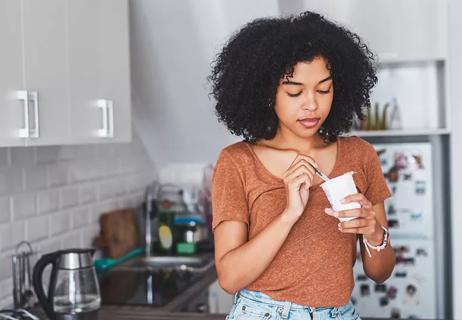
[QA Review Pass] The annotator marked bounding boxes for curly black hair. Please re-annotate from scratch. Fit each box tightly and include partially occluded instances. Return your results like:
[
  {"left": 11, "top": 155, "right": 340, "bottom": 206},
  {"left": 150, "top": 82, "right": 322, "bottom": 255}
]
[{"left": 208, "top": 11, "right": 378, "bottom": 143}]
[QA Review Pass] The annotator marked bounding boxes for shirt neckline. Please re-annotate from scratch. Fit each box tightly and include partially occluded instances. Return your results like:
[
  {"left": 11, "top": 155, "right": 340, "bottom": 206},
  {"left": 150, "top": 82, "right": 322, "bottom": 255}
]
[{"left": 243, "top": 137, "right": 342, "bottom": 189}]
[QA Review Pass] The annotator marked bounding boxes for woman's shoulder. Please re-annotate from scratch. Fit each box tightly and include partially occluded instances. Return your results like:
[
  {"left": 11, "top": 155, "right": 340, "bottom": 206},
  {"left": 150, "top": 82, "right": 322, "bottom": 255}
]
[
  {"left": 340, "top": 135, "right": 375, "bottom": 154},
  {"left": 215, "top": 140, "right": 254, "bottom": 167},
  {"left": 339, "top": 136, "right": 377, "bottom": 167}
]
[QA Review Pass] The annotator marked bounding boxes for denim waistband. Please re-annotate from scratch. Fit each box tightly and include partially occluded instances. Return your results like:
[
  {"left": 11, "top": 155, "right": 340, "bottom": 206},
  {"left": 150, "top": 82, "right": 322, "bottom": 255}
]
[
  {"left": 238, "top": 289, "right": 318, "bottom": 310},
  {"left": 235, "top": 289, "right": 345, "bottom": 319},
  {"left": 234, "top": 289, "right": 354, "bottom": 319}
]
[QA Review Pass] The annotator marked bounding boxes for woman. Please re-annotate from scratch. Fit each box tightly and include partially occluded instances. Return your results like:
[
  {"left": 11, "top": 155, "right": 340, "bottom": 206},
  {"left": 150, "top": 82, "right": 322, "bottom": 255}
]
[{"left": 208, "top": 11, "right": 395, "bottom": 320}]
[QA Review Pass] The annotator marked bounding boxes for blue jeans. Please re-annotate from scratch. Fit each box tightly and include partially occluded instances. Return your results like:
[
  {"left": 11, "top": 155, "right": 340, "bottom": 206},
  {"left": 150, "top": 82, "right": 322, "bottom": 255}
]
[{"left": 226, "top": 289, "right": 361, "bottom": 320}]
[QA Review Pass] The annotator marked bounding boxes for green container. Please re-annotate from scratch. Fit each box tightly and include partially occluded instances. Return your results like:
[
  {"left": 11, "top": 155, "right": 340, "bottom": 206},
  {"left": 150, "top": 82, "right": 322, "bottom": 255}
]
[{"left": 176, "top": 242, "right": 196, "bottom": 255}]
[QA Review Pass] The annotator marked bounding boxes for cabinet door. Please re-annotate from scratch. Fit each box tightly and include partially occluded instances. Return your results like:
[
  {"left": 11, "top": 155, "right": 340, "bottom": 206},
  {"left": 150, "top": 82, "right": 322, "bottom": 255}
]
[
  {"left": 68, "top": 0, "right": 131, "bottom": 144},
  {"left": 67, "top": 0, "right": 101, "bottom": 144},
  {"left": 0, "top": 0, "right": 26, "bottom": 146},
  {"left": 22, "top": 0, "right": 69, "bottom": 146},
  {"left": 97, "top": 0, "right": 131, "bottom": 142},
  {"left": 347, "top": 0, "right": 447, "bottom": 62},
  {"left": 280, "top": 0, "right": 447, "bottom": 62}
]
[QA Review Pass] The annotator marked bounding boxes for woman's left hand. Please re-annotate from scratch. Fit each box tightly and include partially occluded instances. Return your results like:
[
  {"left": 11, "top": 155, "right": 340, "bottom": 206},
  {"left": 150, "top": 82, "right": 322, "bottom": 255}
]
[{"left": 324, "top": 193, "right": 384, "bottom": 245}]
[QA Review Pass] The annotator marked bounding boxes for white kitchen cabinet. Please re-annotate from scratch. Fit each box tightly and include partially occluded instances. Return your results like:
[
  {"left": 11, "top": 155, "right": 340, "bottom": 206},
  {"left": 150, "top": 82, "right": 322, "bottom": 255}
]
[
  {"left": 349, "top": 0, "right": 447, "bottom": 62},
  {"left": 67, "top": 0, "right": 101, "bottom": 143},
  {"left": 68, "top": 0, "right": 131, "bottom": 143},
  {"left": 279, "top": 0, "right": 447, "bottom": 62},
  {"left": 22, "top": 0, "right": 70, "bottom": 146},
  {"left": 0, "top": 0, "right": 131, "bottom": 147},
  {"left": 0, "top": 0, "right": 26, "bottom": 147},
  {"left": 96, "top": 0, "right": 131, "bottom": 142}
]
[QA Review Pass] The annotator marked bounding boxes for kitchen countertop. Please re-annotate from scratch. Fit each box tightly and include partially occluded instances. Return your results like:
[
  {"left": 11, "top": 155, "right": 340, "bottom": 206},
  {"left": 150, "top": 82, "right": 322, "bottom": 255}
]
[
  {"left": 97, "top": 308, "right": 397, "bottom": 320},
  {"left": 98, "top": 307, "right": 226, "bottom": 319},
  {"left": 28, "top": 305, "right": 226, "bottom": 320}
]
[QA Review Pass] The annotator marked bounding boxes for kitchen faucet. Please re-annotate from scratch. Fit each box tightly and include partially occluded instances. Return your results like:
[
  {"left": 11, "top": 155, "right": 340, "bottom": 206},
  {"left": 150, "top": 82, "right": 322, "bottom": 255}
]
[{"left": 144, "top": 182, "right": 159, "bottom": 257}]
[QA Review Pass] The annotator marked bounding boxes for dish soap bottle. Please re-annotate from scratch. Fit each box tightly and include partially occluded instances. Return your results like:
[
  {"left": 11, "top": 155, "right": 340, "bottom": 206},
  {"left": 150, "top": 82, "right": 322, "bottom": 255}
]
[
  {"left": 156, "top": 184, "right": 190, "bottom": 254},
  {"left": 157, "top": 200, "right": 176, "bottom": 254}
]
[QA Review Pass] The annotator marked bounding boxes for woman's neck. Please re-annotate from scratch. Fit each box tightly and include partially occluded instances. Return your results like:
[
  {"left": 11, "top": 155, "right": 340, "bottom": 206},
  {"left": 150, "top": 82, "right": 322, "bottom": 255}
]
[{"left": 257, "top": 132, "right": 327, "bottom": 155}]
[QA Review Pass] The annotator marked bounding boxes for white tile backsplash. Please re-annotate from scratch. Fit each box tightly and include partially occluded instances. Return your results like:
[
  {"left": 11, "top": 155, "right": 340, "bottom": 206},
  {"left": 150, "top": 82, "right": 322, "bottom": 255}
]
[
  {"left": 98, "top": 178, "right": 126, "bottom": 200},
  {"left": 47, "top": 163, "right": 69, "bottom": 187},
  {"left": 59, "top": 187, "right": 79, "bottom": 209},
  {"left": 0, "top": 221, "right": 25, "bottom": 251},
  {"left": 0, "top": 132, "right": 157, "bottom": 307},
  {"left": 24, "top": 166, "right": 48, "bottom": 191},
  {"left": 11, "top": 192, "right": 36, "bottom": 220},
  {"left": 36, "top": 146, "right": 60, "bottom": 165},
  {"left": 26, "top": 215, "right": 49, "bottom": 242},
  {"left": 60, "top": 231, "right": 83, "bottom": 249},
  {"left": 37, "top": 189, "right": 59, "bottom": 214},
  {"left": 0, "top": 196, "right": 10, "bottom": 223},
  {"left": 68, "top": 161, "right": 100, "bottom": 183},
  {"left": 0, "top": 149, "right": 9, "bottom": 167},
  {"left": 0, "top": 168, "right": 24, "bottom": 194},
  {"left": 50, "top": 211, "right": 72, "bottom": 236},
  {"left": 79, "top": 184, "right": 97, "bottom": 205},
  {"left": 10, "top": 147, "right": 36, "bottom": 168},
  {"left": 72, "top": 207, "right": 91, "bottom": 229},
  {"left": 0, "top": 257, "right": 12, "bottom": 282}
]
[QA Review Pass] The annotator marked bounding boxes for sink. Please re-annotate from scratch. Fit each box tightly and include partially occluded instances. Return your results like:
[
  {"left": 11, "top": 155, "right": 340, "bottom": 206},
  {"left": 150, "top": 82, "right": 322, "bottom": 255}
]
[
  {"left": 113, "top": 254, "right": 214, "bottom": 272},
  {"left": 100, "top": 253, "right": 217, "bottom": 307}
]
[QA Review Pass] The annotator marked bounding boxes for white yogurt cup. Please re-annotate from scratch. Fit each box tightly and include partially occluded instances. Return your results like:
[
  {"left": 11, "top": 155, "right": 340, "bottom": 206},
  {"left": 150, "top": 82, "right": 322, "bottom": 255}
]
[{"left": 321, "top": 171, "right": 361, "bottom": 222}]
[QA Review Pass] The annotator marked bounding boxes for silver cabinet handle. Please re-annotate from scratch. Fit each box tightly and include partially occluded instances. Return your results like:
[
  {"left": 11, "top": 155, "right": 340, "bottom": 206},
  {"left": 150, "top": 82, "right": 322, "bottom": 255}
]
[
  {"left": 97, "top": 99, "right": 114, "bottom": 138},
  {"left": 17, "top": 90, "right": 39, "bottom": 138},
  {"left": 97, "top": 99, "right": 109, "bottom": 138},
  {"left": 30, "top": 91, "right": 39, "bottom": 138},
  {"left": 107, "top": 100, "right": 114, "bottom": 138},
  {"left": 17, "top": 90, "right": 30, "bottom": 138}
]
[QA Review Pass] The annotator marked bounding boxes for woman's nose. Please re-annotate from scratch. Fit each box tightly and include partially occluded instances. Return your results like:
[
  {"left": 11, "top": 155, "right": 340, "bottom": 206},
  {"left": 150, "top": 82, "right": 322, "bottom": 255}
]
[{"left": 302, "top": 93, "right": 318, "bottom": 111}]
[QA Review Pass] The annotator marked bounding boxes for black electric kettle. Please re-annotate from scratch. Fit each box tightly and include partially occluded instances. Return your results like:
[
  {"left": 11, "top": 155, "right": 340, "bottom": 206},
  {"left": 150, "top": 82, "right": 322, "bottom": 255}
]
[{"left": 32, "top": 248, "right": 101, "bottom": 320}]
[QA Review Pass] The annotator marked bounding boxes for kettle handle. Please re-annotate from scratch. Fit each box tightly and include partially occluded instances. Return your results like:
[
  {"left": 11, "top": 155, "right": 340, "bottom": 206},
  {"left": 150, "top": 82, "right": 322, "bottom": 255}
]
[{"left": 32, "top": 251, "right": 61, "bottom": 319}]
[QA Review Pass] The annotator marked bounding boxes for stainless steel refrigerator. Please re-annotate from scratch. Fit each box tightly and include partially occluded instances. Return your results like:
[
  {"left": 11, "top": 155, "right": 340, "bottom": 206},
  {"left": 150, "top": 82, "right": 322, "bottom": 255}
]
[{"left": 351, "top": 142, "right": 447, "bottom": 319}]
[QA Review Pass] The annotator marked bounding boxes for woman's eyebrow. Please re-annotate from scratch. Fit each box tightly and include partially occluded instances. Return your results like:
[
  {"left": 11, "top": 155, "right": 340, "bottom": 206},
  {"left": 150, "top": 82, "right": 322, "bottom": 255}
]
[
  {"left": 282, "top": 75, "right": 332, "bottom": 86},
  {"left": 282, "top": 80, "right": 303, "bottom": 86},
  {"left": 318, "top": 75, "right": 332, "bottom": 84}
]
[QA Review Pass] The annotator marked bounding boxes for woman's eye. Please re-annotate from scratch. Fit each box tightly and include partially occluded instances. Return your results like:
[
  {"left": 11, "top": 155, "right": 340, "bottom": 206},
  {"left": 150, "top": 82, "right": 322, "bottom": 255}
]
[
  {"left": 287, "top": 92, "right": 302, "bottom": 97},
  {"left": 317, "top": 89, "right": 331, "bottom": 94}
]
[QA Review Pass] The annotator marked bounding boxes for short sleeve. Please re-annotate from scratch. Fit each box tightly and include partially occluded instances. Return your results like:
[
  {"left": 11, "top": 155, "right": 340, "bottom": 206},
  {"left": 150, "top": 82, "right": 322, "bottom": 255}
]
[
  {"left": 211, "top": 149, "right": 250, "bottom": 231},
  {"left": 363, "top": 143, "right": 392, "bottom": 205}
]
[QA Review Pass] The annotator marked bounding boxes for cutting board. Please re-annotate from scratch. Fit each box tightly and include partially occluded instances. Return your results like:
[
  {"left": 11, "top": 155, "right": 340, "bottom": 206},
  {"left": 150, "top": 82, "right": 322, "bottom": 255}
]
[{"left": 95, "top": 208, "right": 140, "bottom": 258}]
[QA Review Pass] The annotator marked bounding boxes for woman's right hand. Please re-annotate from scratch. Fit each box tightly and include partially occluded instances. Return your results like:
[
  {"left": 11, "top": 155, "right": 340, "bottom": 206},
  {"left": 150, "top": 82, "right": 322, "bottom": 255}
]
[{"left": 282, "top": 154, "right": 318, "bottom": 222}]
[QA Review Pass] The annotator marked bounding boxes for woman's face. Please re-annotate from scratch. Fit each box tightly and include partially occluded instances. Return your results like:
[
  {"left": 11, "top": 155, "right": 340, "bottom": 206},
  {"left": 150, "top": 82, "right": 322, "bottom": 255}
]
[{"left": 274, "top": 56, "right": 334, "bottom": 139}]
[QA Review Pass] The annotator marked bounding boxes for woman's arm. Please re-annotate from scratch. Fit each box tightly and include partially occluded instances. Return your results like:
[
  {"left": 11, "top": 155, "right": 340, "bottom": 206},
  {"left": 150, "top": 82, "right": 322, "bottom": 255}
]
[
  {"left": 328, "top": 195, "right": 396, "bottom": 283},
  {"left": 359, "top": 202, "right": 396, "bottom": 283},
  {"left": 214, "top": 210, "right": 297, "bottom": 294}
]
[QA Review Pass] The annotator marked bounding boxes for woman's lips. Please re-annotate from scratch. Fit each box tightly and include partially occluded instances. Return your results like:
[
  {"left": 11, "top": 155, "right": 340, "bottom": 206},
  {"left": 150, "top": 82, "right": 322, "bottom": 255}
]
[{"left": 298, "top": 118, "right": 320, "bottom": 129}]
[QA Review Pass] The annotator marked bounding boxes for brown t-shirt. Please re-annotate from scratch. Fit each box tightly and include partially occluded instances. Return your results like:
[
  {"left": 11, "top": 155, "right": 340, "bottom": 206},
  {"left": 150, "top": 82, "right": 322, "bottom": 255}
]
[{"left": 211, "top": 136, "right": 391, "bottom": 307}]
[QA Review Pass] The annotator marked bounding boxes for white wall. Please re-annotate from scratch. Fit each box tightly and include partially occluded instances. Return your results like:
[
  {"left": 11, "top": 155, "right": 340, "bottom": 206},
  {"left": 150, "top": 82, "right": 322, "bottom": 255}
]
[
  {"left": 0, "top": 131, "right": 156, "bottom": 307},
  {"left": 129, "top": 0, "right": 280, "bottom": 172}
]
